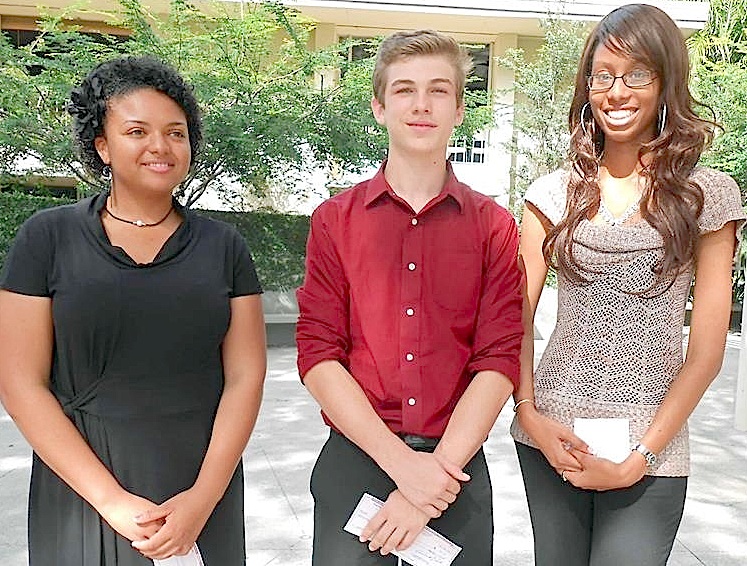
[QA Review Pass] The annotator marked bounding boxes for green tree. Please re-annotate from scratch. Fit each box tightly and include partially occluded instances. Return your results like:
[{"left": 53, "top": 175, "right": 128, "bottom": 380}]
[
  {"left": 0, "top": 1, "right": 493, "bottom": 209},
  {"left": 497, "top": 18, "right": 586, "bottom": 214},
  {"left": 689, "top": 0, "right": 747, "bottom": 303},
  {"left": 690, "top": 0, "right": 747, "bottom": 196},
  {"left": 0, "top": 0, "right": 382, "bottom": 207}
]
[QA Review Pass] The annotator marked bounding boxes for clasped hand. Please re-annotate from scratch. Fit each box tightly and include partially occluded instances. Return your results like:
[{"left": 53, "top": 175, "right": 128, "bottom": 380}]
[
  {"left": 359, "top": 450, "right": 469, "bottom": 554},
  {"left": 97, "top": 487, "right": 213, "bottom": 560},
  {"left": 518, "top": 408, "right": 589, "bottom": 474},
  {"left": 518, "top": 408, "right": 646, "bottom": 491},
  {"left": 359, "top": 489, "right": 430, "bottom": 555},
  {"left": 129, "top": 487, "right": 214, "bottom": 560},
  {"left": 392, "top": 450, "right": 469, "bottom": 519},
  {"left": 563, "top": 449, "right": 646, "bottom": 491}
]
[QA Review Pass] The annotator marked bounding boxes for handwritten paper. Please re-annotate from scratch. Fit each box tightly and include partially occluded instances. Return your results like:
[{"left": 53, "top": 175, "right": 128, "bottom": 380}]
[{"left": 344, "top": 493, "right": 462, "bottom": 566}]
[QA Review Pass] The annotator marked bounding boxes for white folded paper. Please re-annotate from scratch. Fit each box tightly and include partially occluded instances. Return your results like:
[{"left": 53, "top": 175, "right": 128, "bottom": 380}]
[
  {"left": 573, "top": 417, "right": 630, "bottom": 463},
  {"left": 344, "top": 493, "right": 462, "bottom": 566},
  {"left": 153, "top": 544, "right": 205, "bottom": 566}
]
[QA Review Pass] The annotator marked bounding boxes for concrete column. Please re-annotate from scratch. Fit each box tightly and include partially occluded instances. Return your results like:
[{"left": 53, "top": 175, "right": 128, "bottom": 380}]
[
  {"left": 488, "top": 33, "right": 518, "bottom": 206},
  {"left": 311, "top": 23, "right": 340, "bottom": 93}
]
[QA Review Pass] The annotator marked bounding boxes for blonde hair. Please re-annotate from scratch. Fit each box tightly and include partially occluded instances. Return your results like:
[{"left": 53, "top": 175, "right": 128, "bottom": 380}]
[{"left": 373, "top": 29, "right": 473, "bottom": 104}]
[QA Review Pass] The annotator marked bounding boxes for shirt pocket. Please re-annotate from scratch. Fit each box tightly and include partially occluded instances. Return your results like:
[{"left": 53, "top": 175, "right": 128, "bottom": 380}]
[{"left": 428, "top": 246, "right": 482, "bottom": 314}]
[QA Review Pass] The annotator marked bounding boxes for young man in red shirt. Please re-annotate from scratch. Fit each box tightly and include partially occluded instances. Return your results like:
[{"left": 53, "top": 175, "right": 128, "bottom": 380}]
[{"left": 296, "top": 29, "right": 524, "bottom": 565}]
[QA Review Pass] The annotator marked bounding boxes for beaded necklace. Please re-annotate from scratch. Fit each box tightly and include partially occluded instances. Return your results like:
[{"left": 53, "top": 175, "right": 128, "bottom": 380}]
[{"left": 597, "top": 196, "right": 641, "bottom": 226}]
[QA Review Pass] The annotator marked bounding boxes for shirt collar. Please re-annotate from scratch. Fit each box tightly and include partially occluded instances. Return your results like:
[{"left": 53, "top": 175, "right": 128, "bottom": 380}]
[{"left": 363, "top": 161, "right": 466, "bottom": 211}]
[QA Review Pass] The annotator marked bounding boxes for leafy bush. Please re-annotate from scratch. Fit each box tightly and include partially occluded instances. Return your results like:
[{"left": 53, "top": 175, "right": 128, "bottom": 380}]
[
  {"left": 0, "top": 191, "right": 309, "bottom": 291},
  {"left": 0, "top": 192, "right": 74, "bottom": 267},
  {"left": 200, "top": 209, "right": 309, "bottom": 291}
]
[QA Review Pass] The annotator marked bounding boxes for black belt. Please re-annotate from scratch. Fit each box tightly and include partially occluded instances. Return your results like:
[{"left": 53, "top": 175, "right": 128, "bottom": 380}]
[{"left": 399, "top": 433, "right": 440, "bottom": 452}]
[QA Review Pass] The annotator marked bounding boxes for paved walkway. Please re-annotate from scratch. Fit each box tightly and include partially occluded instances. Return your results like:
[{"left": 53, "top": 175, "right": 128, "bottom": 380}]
[{"left": 1, "top": 339, "right": 746, "bottom": 565}]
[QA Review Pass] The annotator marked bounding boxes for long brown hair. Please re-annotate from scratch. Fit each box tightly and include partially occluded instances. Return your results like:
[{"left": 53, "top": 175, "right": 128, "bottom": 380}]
[{"left": 545, "top": 4, "right": 714, "bottom": 289}]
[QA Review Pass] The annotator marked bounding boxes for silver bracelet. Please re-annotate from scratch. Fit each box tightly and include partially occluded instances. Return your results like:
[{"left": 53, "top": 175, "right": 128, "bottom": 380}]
[{"left": 513, "top": 398, "right": 535, "bottom": 412}]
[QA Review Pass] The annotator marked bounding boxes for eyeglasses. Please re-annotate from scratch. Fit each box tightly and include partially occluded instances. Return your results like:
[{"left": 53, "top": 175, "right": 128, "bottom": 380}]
[{"left": 587, "top": 69, "right": 656, "bottom": 92}]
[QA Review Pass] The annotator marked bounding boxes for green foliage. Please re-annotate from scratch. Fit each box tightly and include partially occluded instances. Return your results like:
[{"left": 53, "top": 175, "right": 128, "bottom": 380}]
[
  {"left": 0, "top": 192, "right": 73, "bottom": 267},
  {"left": 0, "top": 22, "right": 125, "bottom": 193},
  {"left": 0, "top": 190, "right": 309, "bottom": 291},
  {"left": 0, "top": 2, "right": 496, "bottom": 210},
  {"left": 689, "top": 0, "right": 747, "bottom": 304},
  {"left": 690, "top": 0, "right": 747, "bottom": 197},
  {"left": 692, "top": 62, "right": 747, "bottom": 192},
  {"left": 200, "top": 208, "right": 309, "bottom": 290},
  {"left": 0, "top": 1, "right": 381, "bottom": 208},
  {"left": 688, "top": 0, "right": 747, "bottom": 66},
  {"left": 305, "top": 39, "right": 387, "bottom": 175},
  {"left": 497, "top": 18, "right": 586, "bottom": 214}
]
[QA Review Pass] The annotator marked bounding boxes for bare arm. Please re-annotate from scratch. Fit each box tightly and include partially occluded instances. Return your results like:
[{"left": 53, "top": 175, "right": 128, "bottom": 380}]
[
  {"left": 133, "top": 294, "right": 267, "bottom": 558},
  {"left": 641, "top": 223, "right": 735, "bottom": 451},
  {"left": 435, "top": 370, "right": 513, "bottom": 468},
  {"left": 0, "top": 290, "right": 160, "bottom": 541},
  {"left": 514, "top": 204, "right": 588, "bottom": 473},
  {"left": 515, "top": 203, "right": 550, "bottom": 404}
]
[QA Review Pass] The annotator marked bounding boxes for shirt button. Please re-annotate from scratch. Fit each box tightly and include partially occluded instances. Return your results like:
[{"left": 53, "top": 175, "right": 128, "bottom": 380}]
[
  {"left": 405, "top": 352, "right": 414, "bottom": 362},
  {"left": 407, "top": 262, "right": 416, "bottom": 271},
  {"left": 411, "top": 218, "right": 418, "bottom": 226},
  {"left": 405, "top": 308, "right": 415, "bottom": 316},
  {"left": 408, "top": 397, "right": 416, "bottom": 406}
]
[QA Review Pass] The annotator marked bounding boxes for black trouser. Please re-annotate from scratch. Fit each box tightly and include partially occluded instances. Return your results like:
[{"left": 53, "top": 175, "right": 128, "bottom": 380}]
[
  {"left": 310, "top": 430, "right": 493, "bottom": 565},
  {"left": 516, "top": 442, "right": 687, "bottom": 566}
]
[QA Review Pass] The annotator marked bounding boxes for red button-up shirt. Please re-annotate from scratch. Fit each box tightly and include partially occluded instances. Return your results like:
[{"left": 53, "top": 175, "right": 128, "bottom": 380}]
[{"left": 296, "top": 163, "right": 523, "bottom": 438}]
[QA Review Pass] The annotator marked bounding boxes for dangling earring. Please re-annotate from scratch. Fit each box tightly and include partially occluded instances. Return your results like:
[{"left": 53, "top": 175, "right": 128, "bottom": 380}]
[
  {"left": 101, "top": 165, "right": 112, "bottom": 191},
  {"left": 580, "top": 102, "right": 600, "bottom": 164},
  {"left": 580, "top": 102, "right": 593, "bottom": 137},
  {"left": 657, "top": 103, "right": 667, "bottom": 136}
]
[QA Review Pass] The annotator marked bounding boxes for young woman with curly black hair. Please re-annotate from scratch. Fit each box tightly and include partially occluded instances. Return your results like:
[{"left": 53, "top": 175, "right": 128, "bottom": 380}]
[
  {"left": 510, "top": 5, "right": 745, "bottom": 565},
  {"left": 0, "top": 56, "right": 266, "bottom": 565}
]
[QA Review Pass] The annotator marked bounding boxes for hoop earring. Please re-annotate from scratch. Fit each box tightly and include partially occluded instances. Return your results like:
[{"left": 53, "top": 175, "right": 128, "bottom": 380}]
[
  {"left": 658, "top": 103, "right": 667, "bottom": 136},
  {"left": 580, "top": 102, "right": 593, "bottom": 137}
]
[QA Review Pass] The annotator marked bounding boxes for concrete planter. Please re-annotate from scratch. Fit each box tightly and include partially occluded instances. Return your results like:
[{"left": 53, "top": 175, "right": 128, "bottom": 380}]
[{"left": 261, "top": 290, "right": 299, "bottom": 347}]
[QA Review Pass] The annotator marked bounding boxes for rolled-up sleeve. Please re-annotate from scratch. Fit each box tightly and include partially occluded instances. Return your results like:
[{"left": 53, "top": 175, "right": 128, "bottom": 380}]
[
  {"left": 295, "top": 205, "right": 351, "bottom": 379},
  {"left": 467, "top": 208, "right": 524, "bottom": 389}
]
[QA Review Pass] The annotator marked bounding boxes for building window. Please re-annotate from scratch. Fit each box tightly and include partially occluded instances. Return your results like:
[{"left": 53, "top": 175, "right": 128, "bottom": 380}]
[
  {"left": 451, "top": 45, "right": 489, "bottom": 163},
  {"left": 465, "top": 44, "right": 489, "bottom": 92},
  {"left": 2, "top": 29, "right": 41, "bottom": 48},
  {"left": 349, "top": 40, "right": 376, "bottom": 61},
  {"left": 449, "top": 135, "right": 486, "bottom": 164}
]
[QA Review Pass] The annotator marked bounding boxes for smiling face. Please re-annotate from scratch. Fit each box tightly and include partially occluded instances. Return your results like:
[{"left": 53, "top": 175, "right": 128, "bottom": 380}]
[
  {"left": 371, "top": 54, "right": 464, "bottom": 160},
  {"left": 588, "top": 43, "right": 661, "bottom": 152},
  {"left": 94, "top": 88, "right": 191, "bottom": 197}
]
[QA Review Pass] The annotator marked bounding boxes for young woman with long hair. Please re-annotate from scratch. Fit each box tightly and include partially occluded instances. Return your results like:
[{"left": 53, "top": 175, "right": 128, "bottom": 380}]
[{"left": 511, "top": 5, "right": 745, "bottom": 565}]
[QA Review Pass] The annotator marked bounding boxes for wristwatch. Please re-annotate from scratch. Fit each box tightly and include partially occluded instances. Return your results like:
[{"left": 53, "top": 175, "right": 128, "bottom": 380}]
[{"left": 632, "top": 443, "right": 657, "bottom": 467}]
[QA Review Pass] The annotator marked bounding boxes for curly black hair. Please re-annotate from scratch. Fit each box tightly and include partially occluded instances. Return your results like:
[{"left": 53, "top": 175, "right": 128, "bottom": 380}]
[{"left": 67, "top": 55, "right": 203, "bottom": 177}]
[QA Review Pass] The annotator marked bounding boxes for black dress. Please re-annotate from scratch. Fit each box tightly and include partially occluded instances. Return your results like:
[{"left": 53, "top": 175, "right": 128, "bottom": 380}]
[{"left": 0, "top": 192, "right": 262, "bottom": 565}]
